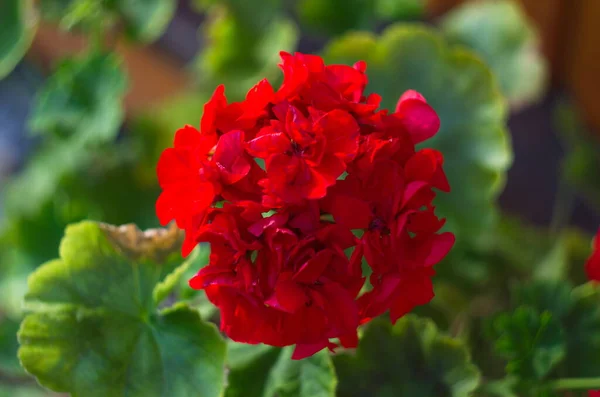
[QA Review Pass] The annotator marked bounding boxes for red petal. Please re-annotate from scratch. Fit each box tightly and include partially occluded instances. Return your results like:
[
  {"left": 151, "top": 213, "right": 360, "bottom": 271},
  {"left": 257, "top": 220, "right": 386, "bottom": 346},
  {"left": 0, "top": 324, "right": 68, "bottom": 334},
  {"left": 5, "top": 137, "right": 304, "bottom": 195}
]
[
  {"left": 266, "top": 278, "right": 307, "bottom": 313},
  {"left": 395, "top": 95, "right": 440, "bottom": 144},
  {"left": 389, "top": 272, "right": 435, "bottom": 323},
  {"left": 292, "top": 341, "right": 328, "bottom": 360},
  {"left": 329, "top": 195, "right": 372, "bottom": 230},
  {"left": 174, "top": 125, "right": 202, "bottom": 148},
  {"left": 586, "top": 229, "right": 600, "bottom": 282},
  {"left": 213, "top": 130, "right": 251, "bottom": 184},
  {"left": 294, "top": 250, "right": 332, "bottom": 283},
  {"left": 424, "top": 232, "right": 455, "bottom": 266},
  {"left": 246, "top": 132, "right": 291, "bottom": 158},
  {"left": 314, "top": 109, "right": 360, "bottom": 161}
]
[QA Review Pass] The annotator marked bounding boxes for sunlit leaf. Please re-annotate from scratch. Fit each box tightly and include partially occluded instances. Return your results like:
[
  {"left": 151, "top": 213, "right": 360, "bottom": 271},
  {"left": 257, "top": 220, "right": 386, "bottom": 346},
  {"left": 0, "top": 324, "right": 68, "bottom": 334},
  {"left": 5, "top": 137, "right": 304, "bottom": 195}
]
[{"left": 18, "top": 222, "right": 226, "bottom": 397}]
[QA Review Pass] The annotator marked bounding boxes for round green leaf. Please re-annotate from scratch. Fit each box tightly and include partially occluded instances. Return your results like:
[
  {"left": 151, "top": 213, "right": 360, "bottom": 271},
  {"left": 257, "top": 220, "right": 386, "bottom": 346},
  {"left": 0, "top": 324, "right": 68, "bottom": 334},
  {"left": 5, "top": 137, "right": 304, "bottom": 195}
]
[
  {"left": 18, "top": 222, "right": 226, "bottom": 397},
  {"left": 334, "top": 315, "right": 481, "bottom": 397},
  {"left": 440, "top": 0, "right": 548, "bottom": 108},
  {"left": 29, "top": 51, "right": 128, "bottom": 145},
  {"left": 225, "top": 344, "right": 337, "bottom": 397},
  {"left": 323, "top": 24, "right": 512, "bottom": 244},
  {"left": 0, "top": 0, "right": 38, "bottom": 79}
]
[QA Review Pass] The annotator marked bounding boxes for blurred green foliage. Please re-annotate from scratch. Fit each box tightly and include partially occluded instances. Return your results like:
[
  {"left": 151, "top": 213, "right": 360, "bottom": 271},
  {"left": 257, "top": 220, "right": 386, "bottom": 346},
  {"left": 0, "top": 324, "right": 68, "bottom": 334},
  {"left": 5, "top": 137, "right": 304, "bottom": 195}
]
[
  {"left": 0, "top": 0, "right": 38, "bottom": 79},
  {"left": 440, "top": 0, "right": 548, "bottom": 108},
  {"left": 194, "top": 1, "right": 297, "bottom": 100},
  {"left": 296, "top": 0, "right": 425, "bottom": 36},
  {"left": 40, "top": 0, "right": 176, "bottom": 41},
  {"left": 555, "top": 101, "right": 600, "bottom": 211},
  {"left": 334, "top": 315, "right": 481, "bottom": 397},
  {"left": 29, "top": 51, "right": 128, "bottom": 144}
]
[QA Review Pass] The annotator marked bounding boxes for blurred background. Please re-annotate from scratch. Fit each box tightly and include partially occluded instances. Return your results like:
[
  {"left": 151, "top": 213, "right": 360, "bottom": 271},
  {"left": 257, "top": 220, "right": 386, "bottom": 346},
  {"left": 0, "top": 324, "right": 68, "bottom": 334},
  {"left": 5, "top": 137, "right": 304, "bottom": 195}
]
[{"left": 1, "top": 0, "right": 600, "bottom": 394}]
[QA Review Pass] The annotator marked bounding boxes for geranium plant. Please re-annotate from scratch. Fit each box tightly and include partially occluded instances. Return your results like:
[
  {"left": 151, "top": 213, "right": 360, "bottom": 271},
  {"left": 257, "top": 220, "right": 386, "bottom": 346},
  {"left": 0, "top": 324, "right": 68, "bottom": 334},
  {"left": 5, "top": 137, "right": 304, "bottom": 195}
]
[{"left": 1, "top": 1, "right": 600, "bottom": 397}]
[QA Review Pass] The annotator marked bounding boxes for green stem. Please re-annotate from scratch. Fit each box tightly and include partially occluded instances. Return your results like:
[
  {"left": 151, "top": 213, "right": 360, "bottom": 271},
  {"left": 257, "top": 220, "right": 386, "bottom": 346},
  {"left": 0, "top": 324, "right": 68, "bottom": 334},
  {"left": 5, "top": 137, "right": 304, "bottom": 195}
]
[{"left": 548, "top": 377, "right": 600, "bottom": 390}]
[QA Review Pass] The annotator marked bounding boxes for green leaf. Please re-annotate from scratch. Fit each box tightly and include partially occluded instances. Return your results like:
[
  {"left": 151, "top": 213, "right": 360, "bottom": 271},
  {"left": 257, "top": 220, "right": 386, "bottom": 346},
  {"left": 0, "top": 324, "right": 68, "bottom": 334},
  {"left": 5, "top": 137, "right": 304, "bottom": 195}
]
[
  {"left": 29, "top": 51, "right": 128, "bottom": 144},
  {"left": 375, "top": 0, "right": 425, "bottom": 21},
  {"left": 196, "top": 10, "right": 298, "bottom": 101},
  {"left": 194, "top": 0, "right": 284, "bottom": 34},
  {"left": 0, "top": 0, "right": 38, "bottom": 79},
  {"left": 476, "top": 378, "right": 519, "bottom": 397},
  {"left": 489, "top": 307, "right": 565, "bottom": 380},
  {"left": 111, "top": 0, "right": 177, "bottom": 43},
  {"left": 225, "top": 344, "right": 337, "bottom": 397},
  {"left": 323, "top": 24, "right": 512, "bottom": 245},
  {"left": 334, "top": 315, "right": 480, "bottom": 397},
  {"left": 18, "top": 221, "right": 227, "bottom": 397},
  {"left": 39, "top": 0, "right": 109, "bottom": 32},
  {"left": 508, "top": 281, "right": 600, "bottom": 377},
  {"left": 296, "top": 0, "right": 376, "bottom": 36},
  {"left": 440, "top": 0, "right": 548, "bottom": 108}
]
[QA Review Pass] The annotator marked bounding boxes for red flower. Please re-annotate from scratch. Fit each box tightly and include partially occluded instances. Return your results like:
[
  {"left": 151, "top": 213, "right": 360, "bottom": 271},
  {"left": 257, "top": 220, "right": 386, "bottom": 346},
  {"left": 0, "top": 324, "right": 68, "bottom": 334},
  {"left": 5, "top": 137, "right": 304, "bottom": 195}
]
[
  {"left": 248, "top": 104, "right": 359, "bottom": 203},
  {"left": 589, "top": 391, "right": 600, "bottom": 397},
  {"left": 586, "top": 228, "right": 600, "bottom": 282},
  {"left": 156, "top": 52, "right": 454, "bottom": 358}
]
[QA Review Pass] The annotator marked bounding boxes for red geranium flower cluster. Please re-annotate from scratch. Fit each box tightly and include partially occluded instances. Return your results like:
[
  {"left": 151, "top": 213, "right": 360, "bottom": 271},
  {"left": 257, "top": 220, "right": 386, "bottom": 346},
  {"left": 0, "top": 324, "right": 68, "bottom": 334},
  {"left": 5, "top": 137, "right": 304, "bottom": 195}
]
[
  {"left": 156, "top": 52, "right": 455, "bottom": 359},
  {"left": 586, "top": 228, "right": 600, "bottom": 282}
]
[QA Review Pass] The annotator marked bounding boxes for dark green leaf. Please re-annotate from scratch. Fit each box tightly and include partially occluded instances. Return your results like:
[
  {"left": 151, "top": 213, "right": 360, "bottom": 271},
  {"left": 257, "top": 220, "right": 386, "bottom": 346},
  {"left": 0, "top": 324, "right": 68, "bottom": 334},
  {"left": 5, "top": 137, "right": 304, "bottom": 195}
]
[
  {"left": 489, "top": 307, "right": 565, "bottom": 380},
  {"left": 296, "top": 0, "right": 376, "bottom": 36},
  {"left": 375, "top": 0, "right": 425, "bottom": 21},
  {"left": 334, "top": 315, "right": 480, "bottom": 397},
  {"left": 194, "top": 0, "right": 283, "bottom": 33},
  {"left": 440, "top": 0, "right": 548, "bottom": 108},
  {"left": 323, "top": 24, "right": 512, "bottom": 245},
  {"left": 560, "top": 283, "right": 600, "bottom": 377},
  {"left": 18, "top": 221, "right": 226, "bottom": 397},
  {"left": 508, "top": 281, "right": 600, "bottom": 378},
  {"left": 0, "top": 0, "right": 38, "bottom": 79},
  {"left": 29, "top": 51, "right": 128, "bottom": 144},
  {"left": 225, "top": 344, "right": 336, "bottom": 397}
]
